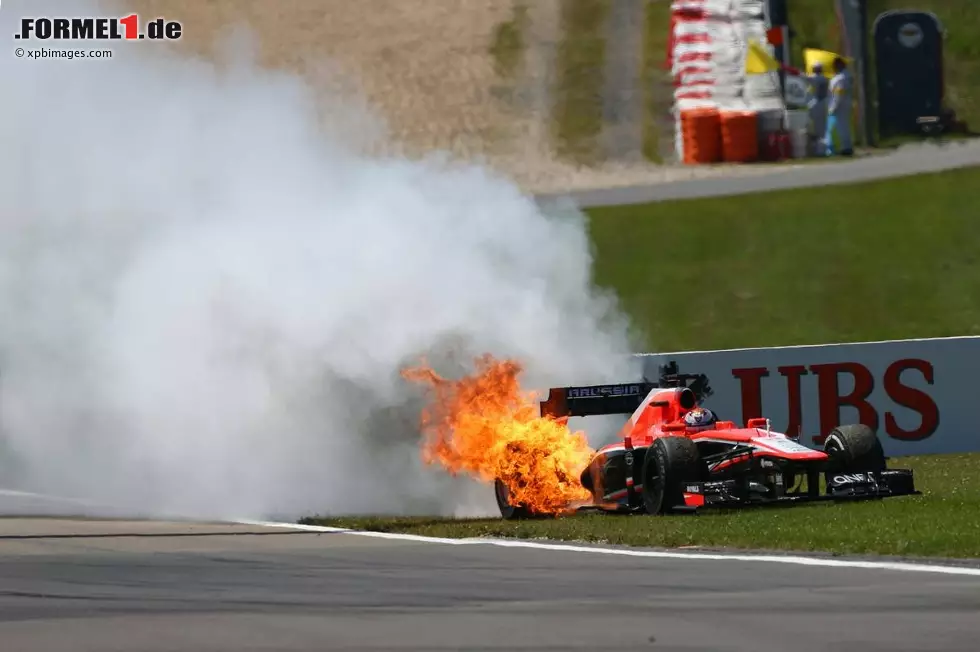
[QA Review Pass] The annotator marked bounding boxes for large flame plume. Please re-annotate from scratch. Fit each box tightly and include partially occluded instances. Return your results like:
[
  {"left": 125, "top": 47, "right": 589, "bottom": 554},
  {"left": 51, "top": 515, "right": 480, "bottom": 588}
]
[{"left": 402, "top": 355, "right": 595, "bottom": 515}]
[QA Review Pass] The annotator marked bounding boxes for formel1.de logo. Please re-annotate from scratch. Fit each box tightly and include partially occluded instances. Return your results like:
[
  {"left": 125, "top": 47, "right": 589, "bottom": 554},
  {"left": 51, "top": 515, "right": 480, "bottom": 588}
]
[{"left": 14, "top": 15, "right": 182, "bottom": 41}]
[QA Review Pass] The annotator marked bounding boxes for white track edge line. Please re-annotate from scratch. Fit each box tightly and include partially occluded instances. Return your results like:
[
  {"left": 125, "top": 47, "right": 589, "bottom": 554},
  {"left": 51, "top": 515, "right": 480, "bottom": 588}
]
[
  {"left": 2, "top": 490, "right": 975, "bottom": 578},
  {"left": 237, "top": 519, "right": 980, "bottom": 578}
]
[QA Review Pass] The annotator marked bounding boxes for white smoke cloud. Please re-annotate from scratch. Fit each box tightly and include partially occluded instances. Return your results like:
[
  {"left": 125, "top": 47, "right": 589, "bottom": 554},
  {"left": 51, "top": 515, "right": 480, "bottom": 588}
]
[{"left": 0, "top": 0, "right": 642, "bottom": 521}]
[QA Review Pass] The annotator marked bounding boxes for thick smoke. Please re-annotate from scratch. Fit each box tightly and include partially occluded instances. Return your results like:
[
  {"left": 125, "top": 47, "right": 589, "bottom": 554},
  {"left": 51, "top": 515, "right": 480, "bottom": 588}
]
[{"left": 0, "top": 1, "right": 642, "bottom": 521}]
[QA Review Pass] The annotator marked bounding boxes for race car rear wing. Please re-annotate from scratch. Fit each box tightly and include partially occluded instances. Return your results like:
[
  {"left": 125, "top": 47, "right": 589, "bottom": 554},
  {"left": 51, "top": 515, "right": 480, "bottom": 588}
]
[
  {"left": 539, "top": 382, "right": 656, "bottom": 419},
  {"left": 538, "top": 363, "right": 713, "bottom": 419}
]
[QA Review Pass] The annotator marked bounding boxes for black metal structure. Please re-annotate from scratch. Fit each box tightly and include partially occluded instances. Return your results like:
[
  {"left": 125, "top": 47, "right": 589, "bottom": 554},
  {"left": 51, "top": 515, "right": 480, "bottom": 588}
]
[{"left": 873, "top": 10, "right": 945, "bottom": 138}]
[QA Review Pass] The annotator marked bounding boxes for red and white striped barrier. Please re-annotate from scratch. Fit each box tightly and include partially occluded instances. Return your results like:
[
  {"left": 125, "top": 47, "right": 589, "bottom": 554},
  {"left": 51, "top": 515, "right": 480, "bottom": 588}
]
[{"left": 666, "top": 0, "right": 787, "bottom": 160}]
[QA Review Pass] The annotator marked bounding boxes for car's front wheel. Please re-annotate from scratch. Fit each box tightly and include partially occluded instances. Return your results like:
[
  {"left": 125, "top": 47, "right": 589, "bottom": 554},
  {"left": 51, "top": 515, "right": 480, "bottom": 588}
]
[{"left": 823, "top": 424, "right": 886, "bottom": 473}]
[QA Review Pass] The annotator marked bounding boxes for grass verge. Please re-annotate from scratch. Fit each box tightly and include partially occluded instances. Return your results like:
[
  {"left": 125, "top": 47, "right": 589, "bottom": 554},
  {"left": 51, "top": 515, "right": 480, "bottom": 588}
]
[
  {"left": 640, "top": 0, "right": 673, "bottom": 163},
  {"left": 305, "top": 453, "right": 980, "bottom": 559},
  {"left": 488, "top": 2, "right": 529, "bottom": 81},
  {"left": 586, "top": 164, "right": 980, "bottom": 352},
  {"left": 551, "top": 0, "right": 609, "bottom": 164}
]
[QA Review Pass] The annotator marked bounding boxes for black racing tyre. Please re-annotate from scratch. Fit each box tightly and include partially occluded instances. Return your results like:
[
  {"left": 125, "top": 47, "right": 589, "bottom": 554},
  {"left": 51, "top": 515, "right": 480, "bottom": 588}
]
[
  {"left": 494, "top": 478, "right": 534, "bottom": 520},
  {"left": 641, "top": 436, "right": 701, "bottom": 515},
  {"left": 823, "top": 424, "right": 886, "bottom": 474}
]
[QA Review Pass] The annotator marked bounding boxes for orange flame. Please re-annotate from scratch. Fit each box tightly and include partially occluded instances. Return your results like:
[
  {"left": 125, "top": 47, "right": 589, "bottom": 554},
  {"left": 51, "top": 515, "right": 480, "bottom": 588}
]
[{"left": 402, "top": 354, "right": 595, "bottom": 515}]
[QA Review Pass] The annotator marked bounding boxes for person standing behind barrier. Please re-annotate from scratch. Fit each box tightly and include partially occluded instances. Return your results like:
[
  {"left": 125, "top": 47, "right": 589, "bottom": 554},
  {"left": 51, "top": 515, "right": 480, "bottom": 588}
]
[
  {"left": 825, "top": 57, "right": 854, "bottom": 156},
  {"left": 807, "top": 62, "right": 829, "bottom": 156}
]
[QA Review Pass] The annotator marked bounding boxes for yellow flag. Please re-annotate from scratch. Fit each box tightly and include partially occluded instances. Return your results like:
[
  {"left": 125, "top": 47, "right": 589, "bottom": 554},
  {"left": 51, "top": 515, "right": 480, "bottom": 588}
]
[
  {"left": 804, "top": 48, "right": 854, "bottom": 77},
  {"left": 745, "top": 39, "right": 780, "bottom": 75}
]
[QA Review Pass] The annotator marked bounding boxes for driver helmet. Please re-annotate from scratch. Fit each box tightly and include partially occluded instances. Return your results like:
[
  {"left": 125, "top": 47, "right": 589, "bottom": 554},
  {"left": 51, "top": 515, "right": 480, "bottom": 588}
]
[{"left": 683, "top": 407, "right": 717, "bottom": 429}]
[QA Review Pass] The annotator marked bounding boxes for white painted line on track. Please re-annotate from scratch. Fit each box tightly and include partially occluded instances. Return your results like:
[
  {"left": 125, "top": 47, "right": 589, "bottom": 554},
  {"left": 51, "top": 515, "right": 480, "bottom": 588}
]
[
  {"left": 239, "top": 519, "right": 980, "bottom": 578},
  {"left": 3, "top": 488, "right": 976, "bottom": 578}
]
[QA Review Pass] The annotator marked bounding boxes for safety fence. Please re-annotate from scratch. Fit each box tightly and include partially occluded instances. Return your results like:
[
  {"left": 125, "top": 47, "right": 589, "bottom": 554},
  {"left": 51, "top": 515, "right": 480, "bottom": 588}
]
[{"left": 634, "top": 335, "right": 979, "bottom": 457}]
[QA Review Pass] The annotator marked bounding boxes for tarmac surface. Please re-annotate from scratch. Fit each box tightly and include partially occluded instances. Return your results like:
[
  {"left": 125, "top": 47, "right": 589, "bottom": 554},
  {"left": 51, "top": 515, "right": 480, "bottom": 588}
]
[
  {"left": 1, "top": 516, "right": 980, "bottom": 652},
  {"left": 538, "top": 138, "right": 980, "bottom": 208}
]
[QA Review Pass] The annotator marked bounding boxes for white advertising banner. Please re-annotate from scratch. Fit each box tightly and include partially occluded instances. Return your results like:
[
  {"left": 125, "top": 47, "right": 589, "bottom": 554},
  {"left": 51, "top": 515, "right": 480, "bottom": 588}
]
[{"left": 635, "top": 336, "right": 980, "bottom": 457}]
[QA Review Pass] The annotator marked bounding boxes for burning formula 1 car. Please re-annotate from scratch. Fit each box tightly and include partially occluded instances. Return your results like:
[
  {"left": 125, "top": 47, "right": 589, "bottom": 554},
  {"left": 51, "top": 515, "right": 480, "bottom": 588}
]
[{"left": 494, "top": 366, "right": 920, "bottom": 518}]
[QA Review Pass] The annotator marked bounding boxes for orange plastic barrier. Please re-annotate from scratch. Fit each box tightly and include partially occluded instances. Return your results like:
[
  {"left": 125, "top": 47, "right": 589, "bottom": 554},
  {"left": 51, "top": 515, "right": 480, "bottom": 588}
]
[
  {"left": 719, "top": 111, "right": 759, "bottom": 163},
  {"left": 680, "top": 108, "right": 722, "bottom": 164}
]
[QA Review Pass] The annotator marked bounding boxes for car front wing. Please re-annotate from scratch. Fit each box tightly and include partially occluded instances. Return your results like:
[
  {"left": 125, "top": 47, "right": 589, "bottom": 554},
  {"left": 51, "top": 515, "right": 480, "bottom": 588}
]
[{"left": 671, "top": 468, "right": 920, "bottom": 513}]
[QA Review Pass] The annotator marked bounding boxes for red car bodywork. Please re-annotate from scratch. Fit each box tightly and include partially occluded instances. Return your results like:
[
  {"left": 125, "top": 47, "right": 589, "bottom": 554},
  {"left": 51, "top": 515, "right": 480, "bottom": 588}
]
[
  {"left": 497, "top": 376, "right": 919, "bottom": 519},
  {"left": 592, "top": 386, "right": 825, "bottom": 508}
]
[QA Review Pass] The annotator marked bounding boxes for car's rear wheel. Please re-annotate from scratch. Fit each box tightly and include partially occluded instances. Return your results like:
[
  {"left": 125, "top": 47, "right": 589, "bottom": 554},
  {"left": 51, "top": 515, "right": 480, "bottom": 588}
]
[
  {"left": 823, "top": 424, "right": 886, "bottom": 482},
  {"left": 494, "top": 478, "right": 535, "bottom": 520},
  {"left": 641, "top": 436, "right": 701, "bottom": 515}
]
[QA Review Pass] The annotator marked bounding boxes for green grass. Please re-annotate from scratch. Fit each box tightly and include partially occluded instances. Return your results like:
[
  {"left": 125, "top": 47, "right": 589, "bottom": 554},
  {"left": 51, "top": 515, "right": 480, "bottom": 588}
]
[
  {"left": 586, "top": 165, "right": 980, "bottom": 352},
  {"left": 305, "top": 452, "right": 980, "bottom": 559},
  {"left": 486, "top": 0, "right": 613, "bottom": 165},
  {"left": 488, "top": 2, "right": 529, "bottom": 80},
  {"left": 640, "top": 0, "right": 672, "bottom": 163},
  {"left": 551, "top": 0, "right": 609, "bottom": 164}
]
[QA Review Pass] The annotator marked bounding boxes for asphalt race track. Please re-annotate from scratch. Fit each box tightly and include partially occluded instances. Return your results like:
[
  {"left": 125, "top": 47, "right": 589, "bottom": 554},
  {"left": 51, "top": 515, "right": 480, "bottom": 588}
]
[
  {"left": 4, "top": 146, "right": 980, "bottom": 651},
  {"left": 538, "top": 138, "right": 980, "bottom": 208},
  {"left": 1, "top": 516, "right": 980, "bottom": 652}
]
